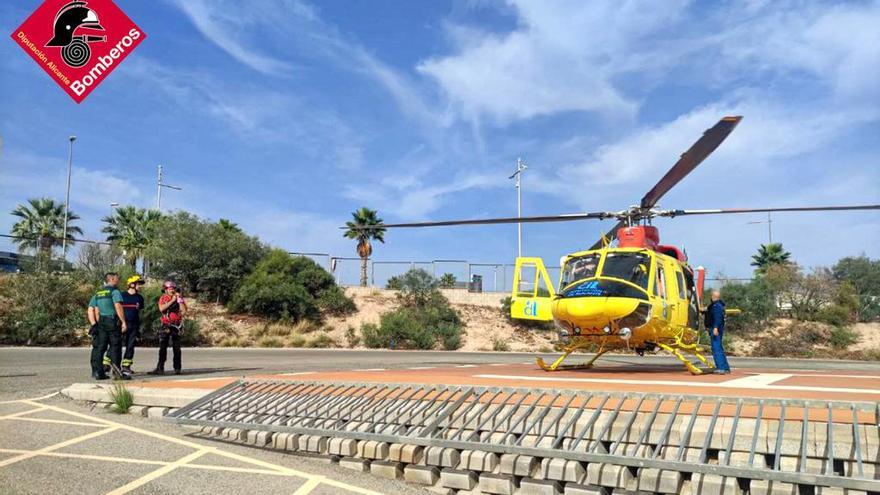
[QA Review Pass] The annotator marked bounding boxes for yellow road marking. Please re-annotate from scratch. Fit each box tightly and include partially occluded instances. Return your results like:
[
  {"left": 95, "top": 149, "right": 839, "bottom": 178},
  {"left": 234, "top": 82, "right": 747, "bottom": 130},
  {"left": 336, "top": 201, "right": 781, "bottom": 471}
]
[
  {"left": 291, "top": 477, "right": 322, "bottom": 495},
  {"left": 1, "top": 416, "right": 105, "bottom": 427},
  {"left": 16, "top": 400, "right": 383, "bottom": 495},
  {"left": 105, "top": 449, "right": 208, "bottom": 495},
  {"left": 0, "top": 426, "right": 118, "bottom": 468},
  {"left": 0, "top": 407, "right": 47, "bottom": 420},
  {"left": 0, "top": 392, "right": 58, "bottom": 405}
]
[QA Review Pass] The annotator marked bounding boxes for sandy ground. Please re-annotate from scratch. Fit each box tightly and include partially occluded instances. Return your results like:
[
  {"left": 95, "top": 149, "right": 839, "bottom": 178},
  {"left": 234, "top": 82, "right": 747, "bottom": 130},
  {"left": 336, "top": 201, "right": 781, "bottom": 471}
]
[{"left": 190, "top": 289, "right": 558, "bottom": 352}]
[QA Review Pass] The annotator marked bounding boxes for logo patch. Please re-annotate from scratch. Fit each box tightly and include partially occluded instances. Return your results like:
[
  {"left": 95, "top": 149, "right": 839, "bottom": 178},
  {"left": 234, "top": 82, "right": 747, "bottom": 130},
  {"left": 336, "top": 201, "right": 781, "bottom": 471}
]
[{"left": 11, "top": 0, "right": 146, "bottom": 103}]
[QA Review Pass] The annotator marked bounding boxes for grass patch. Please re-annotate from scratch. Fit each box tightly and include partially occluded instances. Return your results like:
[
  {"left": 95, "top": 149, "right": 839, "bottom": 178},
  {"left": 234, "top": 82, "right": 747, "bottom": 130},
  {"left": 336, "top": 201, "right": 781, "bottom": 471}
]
[
  {"left": 305, "top": 333, "right": 336, "bottom": 348},
  {"left": 345, "top": 326, "right": 361, "bottom": 348},
  {"left": 217, "top": 336, "right": 249, "bottom": 347},
  {"left": 538, "top": 345, "right": 554, "bottom": 353},
  {"left": 108, "top": 382, "right": 134, "bottom": 414},
  {"left": 287, "top": 335, "right": 306, "bottom": 347},
  {"left": 830, "top": 326, "right": 859, "bottom": 349},
  {"left": 492, "top": 337, "right": 510, "bottom": 352},
  {"left": 256, "top": 336, "right": 284, "bottom": 348}
]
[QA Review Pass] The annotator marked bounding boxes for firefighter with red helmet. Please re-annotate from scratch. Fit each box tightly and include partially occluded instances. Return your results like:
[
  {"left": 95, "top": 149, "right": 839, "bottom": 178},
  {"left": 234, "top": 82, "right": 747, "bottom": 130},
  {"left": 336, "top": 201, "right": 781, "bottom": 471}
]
[{"left": 149, "top": 280, "right": 187, "bottom": 375}]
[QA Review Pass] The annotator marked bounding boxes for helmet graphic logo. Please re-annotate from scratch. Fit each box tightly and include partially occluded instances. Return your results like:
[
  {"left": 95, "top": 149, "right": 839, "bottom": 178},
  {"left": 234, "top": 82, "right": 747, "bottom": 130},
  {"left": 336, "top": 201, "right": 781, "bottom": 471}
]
[{"left": 45, "top": 1, "right": 106, "bottom": 68}]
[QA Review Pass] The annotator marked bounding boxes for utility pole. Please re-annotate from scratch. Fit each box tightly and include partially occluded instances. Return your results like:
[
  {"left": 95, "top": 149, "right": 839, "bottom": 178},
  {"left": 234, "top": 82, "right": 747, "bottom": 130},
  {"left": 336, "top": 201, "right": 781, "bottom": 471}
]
[
  {"left": 61, "top": 135, "right": 76, "bottom": 266},
  {"left": 509, "top": 157, "right": 528, "bottom": 258},
  {"left": 156, "top": 164, "right": 183, "bottom": 211},
  {"left": 747, "top": 212, "right": 773, "bottom": 244}
]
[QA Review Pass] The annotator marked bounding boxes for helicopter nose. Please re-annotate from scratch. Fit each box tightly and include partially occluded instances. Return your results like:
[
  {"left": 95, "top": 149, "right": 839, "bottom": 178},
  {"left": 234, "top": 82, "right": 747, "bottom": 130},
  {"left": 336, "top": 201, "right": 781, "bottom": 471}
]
[{"left": 554, "top": 297, "right": 640, "bottom": 329}]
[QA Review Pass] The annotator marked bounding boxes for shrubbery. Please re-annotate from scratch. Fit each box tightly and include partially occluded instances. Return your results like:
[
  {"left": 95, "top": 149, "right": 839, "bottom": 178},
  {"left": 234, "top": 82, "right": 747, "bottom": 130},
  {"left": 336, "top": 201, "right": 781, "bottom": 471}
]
[
  {"left": 147, "top": 212, "right": 267, "bottom": 304},
  {"left": 362, "top": 269, "right": 463, "bottom": 350},
  {"left": 0, "top": 272, "right": 92, "bottom": 345},
  {"left": 229, "top": 250, "right": 355, "bottom": 321}
]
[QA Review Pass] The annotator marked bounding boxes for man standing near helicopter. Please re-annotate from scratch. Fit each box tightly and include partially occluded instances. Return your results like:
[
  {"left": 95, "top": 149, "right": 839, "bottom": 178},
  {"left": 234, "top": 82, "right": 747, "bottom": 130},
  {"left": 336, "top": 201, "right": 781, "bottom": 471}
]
[{"left": 706, "top": 290, "right": 731, "bottom": 374}]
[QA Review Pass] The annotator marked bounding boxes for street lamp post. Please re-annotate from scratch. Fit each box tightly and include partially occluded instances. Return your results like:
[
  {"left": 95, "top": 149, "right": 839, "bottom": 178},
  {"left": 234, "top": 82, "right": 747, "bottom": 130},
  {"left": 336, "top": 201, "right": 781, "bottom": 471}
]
[
  {"left": 61, "top": 135, "right": 76, "bottom": 266},
  {"left": 156, "top": 164, "right": 183, "bottom": 211},
  {"left": 509, "top": 157, "right": 528, "bottom": 258},
  {"left": 746, "top": 212, "right": 773, "bottom": 244}
]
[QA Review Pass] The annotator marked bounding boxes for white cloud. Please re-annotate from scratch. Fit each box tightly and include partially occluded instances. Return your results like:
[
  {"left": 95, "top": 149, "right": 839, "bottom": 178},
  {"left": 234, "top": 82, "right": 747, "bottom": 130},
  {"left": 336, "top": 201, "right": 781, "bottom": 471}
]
[
  {"left": 417, "top": 0, "right": 693, "bottom": 122},
  {"left": 169, "top": 0, "right": 294, "bottom": 75}
]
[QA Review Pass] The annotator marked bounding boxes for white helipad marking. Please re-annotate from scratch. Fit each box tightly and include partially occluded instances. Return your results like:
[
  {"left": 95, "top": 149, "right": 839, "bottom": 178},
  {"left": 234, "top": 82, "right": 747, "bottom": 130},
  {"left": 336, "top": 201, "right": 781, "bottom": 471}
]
[
  {"left": 489, "top": 363, "right": 508, "bottom": 366},
  {"left": 353, "top": 368, "right": 386, "bottom": 372},
  {"left": 407, "top": 366, "right": 436, "bottom": 370},
  {"left": 473, "top": 374, "right": 880, "bottom": 395},
  {"left": 456, "top": 364, "right": 478, "bottom": 368},
  {"left": 722, "top": 374, "right": 792, "bottom": 387}
]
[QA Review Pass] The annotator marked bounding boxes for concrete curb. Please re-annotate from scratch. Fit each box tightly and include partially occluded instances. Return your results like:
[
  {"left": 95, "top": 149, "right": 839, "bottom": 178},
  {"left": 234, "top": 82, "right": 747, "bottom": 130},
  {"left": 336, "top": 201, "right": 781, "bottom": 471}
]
[{"left": 61, "top": 382, "right": 210, "bottom": 408}]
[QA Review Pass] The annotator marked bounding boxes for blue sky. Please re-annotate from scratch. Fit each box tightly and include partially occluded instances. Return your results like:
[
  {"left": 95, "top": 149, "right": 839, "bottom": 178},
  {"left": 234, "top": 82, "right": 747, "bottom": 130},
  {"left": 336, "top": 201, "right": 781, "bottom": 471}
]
[{"left": 1, "top": 0, "right": 878, "bottom": 282}]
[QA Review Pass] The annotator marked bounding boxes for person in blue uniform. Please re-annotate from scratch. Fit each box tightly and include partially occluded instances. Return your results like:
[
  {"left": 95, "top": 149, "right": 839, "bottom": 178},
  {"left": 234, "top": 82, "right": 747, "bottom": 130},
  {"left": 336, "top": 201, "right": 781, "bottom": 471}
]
[{"left": 706, "top": 290, "right": 731, "bottom": 374}]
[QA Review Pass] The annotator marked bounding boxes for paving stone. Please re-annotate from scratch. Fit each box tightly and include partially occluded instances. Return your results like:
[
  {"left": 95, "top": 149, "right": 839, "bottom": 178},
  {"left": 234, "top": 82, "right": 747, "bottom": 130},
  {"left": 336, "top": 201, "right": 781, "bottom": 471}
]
[
  {"left": 815, "top": 488, "right": 869, "bottom": 495},
  {"left": 328, "top": 437, "right": 358, "bottom": 456},
  {"left": 518, "top": 478, "right": 563, "bottom": 495},
  {"left": 748, "top": 479, "right": 797, "bottom": 495},
  {"left": 146, "top": 406, "right": 168, "bottom": 419},
  {"left": 426, "top": 446, "right": 461, "bottom": 468},
  {"left": 440, "top": 468, "right": 479, "bottom": 490},
  {"left": 370, "top": 460, "right": 404, "bottom": 480},
  {"left": 404, "top": 465, "right": 440, "bottom": 485},
  {"left": 459, "top": 449, "right": 499, "bottom": 472},
  {"left": 500, "top": 454, "right": 539, "bottom": 477},
  {"left": 480, "top": 473, "right": 518, "bottom": 495},
  {"left": 563, "top": 483, "right": 609, "bottom": 495},
  {"left": 245, "top": 430, "right": 272, "bottom": 446},
  {"left": 271, "top": 432, "right": 289, "bottom": 450},
  {"left": 357, "top": 440, "right": 389, "bottom": 460},
  {"left": 637, "top": 468, "right": 682, "bottom": 494},
  {"left": 541, "top": 458, "right": 587, "bottom": 483},
  {"left": 716, "top": 451, "right": 768, "bottom": 468},
  {"left": 339, "top": 457, "right": 370, "bottom": 472},
  {"left": 297, "top": 435, "right": 327, "bottom": 453},
  {"left": 691, "top": 473, "right": 742, "bottom": 495},
  {"left": 283, "top": 433, "right": 300, "bottom": 451},
  {"left": 389, "top": 443, "right": 423, "bottom": 463},
  {"left": 585, "top": 463, "right": 635, "bottom": 489},
  {"left": 128, "top": 405, "right": 146, "bottom": 416}
]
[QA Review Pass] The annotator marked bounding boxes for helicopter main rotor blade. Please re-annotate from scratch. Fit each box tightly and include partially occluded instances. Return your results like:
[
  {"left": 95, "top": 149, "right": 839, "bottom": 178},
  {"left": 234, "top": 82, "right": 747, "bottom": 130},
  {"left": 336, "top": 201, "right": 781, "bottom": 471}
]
[
  {"left": 344, "top": 211, "right": 618, "bottom": 229},
  {"left": 640, "top": 116, "right": 742, "bottom": 209},
  {"left": 661, "top": 204, "right": 880, "bottom": 217}
]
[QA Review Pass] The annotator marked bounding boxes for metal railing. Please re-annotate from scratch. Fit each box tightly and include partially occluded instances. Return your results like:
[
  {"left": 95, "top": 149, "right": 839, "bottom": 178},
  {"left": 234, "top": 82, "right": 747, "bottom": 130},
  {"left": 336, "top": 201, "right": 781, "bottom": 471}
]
[{"left": 168, "top": 379, "right": 880, "bottom": 491}]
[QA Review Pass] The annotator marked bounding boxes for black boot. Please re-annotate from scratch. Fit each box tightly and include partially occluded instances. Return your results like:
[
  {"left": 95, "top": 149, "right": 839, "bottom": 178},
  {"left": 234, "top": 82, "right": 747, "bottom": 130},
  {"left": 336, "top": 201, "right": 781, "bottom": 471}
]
[
  {"left": 148, "top": 368, "right": 164, "bottom": 376},
  {"left": 92, "top": 371, "right": 109, "bottom": 380}
]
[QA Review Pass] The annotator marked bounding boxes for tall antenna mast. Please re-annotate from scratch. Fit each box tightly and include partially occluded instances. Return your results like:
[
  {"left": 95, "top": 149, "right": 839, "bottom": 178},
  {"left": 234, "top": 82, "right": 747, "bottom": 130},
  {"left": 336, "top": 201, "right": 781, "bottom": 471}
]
[{"left": 509, "top": 157, "right": 528, "bottom": 258}]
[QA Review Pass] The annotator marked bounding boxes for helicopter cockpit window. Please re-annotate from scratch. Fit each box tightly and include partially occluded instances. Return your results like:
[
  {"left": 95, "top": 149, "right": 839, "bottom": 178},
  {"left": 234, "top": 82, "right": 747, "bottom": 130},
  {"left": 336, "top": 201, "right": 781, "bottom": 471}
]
[
  {"left": 560, "top": 254, "right": 600, "bottom": 287},
  {"left": 600, "top": 252, "right": 650, "bottom": 290}
]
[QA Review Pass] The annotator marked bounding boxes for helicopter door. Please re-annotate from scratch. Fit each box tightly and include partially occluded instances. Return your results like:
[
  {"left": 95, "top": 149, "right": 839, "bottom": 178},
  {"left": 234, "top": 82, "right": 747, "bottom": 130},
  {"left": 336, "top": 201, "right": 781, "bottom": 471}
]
[{"left": 510, "top": 257, "right": 555, "bottom": 321}]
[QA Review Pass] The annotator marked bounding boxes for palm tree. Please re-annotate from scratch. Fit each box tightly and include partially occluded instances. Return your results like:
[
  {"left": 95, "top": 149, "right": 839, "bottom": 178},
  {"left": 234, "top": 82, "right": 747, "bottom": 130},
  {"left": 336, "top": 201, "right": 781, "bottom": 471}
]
[
  {"left": 751, "top": 243, "right": 792, "bottom": 274},
  {"left": 10, "top": 198, "right": 82, "bottom": 259},
  {"left": 343, "top": 207, "right": 386, "bottom": 287},
  {"left": 101, "top": 206, "right": 162, "bottom": 269},
  {"left": 217, "top": 218, "right": 241, "bottom": 233}
]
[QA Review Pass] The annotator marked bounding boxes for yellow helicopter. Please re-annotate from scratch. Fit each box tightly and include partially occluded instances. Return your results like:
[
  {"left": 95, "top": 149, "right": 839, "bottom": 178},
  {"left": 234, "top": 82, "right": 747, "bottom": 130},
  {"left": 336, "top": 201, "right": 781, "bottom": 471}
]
[{"left": 354, "top": 116, "right": 880, "bottom": 374}]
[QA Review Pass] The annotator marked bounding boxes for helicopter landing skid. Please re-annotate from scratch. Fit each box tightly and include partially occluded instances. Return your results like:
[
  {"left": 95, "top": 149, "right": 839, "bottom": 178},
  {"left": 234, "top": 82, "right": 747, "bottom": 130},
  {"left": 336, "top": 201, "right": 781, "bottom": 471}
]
[
  {"left": 657, "top": 342, "right": 705, "bottom": 375},
  {"left": 536, "top": 348, "right": 608, "bottom": 372}
]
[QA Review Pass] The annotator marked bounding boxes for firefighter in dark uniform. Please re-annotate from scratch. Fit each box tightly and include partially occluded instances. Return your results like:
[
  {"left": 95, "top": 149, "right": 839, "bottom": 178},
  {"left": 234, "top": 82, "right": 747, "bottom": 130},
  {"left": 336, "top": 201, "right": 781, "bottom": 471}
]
[
  {"left": 87, "top": 272, "right": 128, "bottom": 380},
  {"left": 103, "top": 275, "right": 145, "bottom": 376}
]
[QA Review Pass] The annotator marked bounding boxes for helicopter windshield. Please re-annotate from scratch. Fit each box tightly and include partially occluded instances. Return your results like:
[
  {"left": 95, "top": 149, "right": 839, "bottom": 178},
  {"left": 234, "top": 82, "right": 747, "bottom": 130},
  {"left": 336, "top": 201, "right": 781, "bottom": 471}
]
[
  {"left": 560, "top": 254, "right": 600, "bottom": 287},
  {"left": 600, "top": 252, "right": 651, "bottom": 290}
]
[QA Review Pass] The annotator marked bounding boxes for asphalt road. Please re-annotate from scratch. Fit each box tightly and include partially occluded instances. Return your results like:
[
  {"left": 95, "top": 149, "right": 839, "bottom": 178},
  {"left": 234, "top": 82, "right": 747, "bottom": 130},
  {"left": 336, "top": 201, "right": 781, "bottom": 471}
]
[
  {"left": 2, "top": 347, "right": 879, "bottom": 495},
  {"left": 3, "top": 346, "right": 879, "bottom": 401}
]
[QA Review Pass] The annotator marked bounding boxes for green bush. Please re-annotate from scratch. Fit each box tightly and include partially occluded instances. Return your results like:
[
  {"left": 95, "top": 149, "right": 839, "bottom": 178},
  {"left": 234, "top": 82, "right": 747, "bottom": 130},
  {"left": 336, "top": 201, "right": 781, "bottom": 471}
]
[
  {"left": 0, "top": 272, "right": 93, "bottom": 345},
  {"left": 147, "top": 212, "right": 267, "bottom": 304},
  {"left": 718, "top": 278, "right": 776, "bottom": 333},
  {"left": 829, "top": 326, "right": 858, "bottom": 349},
  {"left": 439, "top": 273, "right": 457, "bottom": 288},
  {"left": 385, "top": 275, "right": 403, "bottom": 290},
  {"left": 345, "top": 326, "right": 360, "bottom": 348},
  {"left": 229, "top": 250, "right": 354, "bottom": 321},
  {"left": 256, "top": 336, "right": 284, "bottom": 348},
  {"left": 362, "top": 269, "right": 463, "bottom": 350},
  {"left": 817, "top": 304, "right": 854, "bottom": 328}
]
